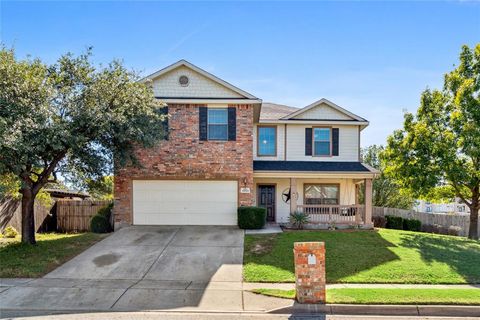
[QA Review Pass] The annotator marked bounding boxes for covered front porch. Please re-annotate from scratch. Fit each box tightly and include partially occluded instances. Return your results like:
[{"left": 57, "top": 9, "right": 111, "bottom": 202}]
[{"left": 253, "top": 171, "right": 375, "bottom": 228}]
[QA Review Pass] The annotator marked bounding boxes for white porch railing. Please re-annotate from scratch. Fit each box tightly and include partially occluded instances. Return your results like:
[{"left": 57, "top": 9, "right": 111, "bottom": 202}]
[{"left": 296, "top": 204, "right": 365, "bottom": 225}]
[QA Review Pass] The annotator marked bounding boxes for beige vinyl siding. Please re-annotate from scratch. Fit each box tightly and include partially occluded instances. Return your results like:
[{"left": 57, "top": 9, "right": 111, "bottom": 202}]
[
  {"left": 285, "top": 124, "right": 360, "bottom": 161},
  {"left": 253, "top": 178, "right": 357, "bottom": 223},
  {"left": 151, "top": 65, "right": 244, "bottom": 98},
  {"left": 292, "top": 103, "right": 354, "bottom": 120},
  {"left": 253, "top": 124, "right": 285, "bottom": 160}
]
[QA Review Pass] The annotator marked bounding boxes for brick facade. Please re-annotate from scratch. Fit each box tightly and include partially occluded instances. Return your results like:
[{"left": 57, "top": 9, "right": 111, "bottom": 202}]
[
  {"left": 113, "top": 103, "right": 254, "bottom": 227},
  {"left": 293, "top": 242, "right": 326, "bottom": 304}
]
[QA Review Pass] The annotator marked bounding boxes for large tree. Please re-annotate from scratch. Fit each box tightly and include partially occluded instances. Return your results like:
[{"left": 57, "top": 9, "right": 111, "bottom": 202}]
[
  {"left": 383, "top": 44, "right": 480, "bottom": 240},
  {"left": 0, "top": 48, "right": 166, "bottom": 244},
  {"left": 361, "top": 145, "right": 415, "bottom": 210}
]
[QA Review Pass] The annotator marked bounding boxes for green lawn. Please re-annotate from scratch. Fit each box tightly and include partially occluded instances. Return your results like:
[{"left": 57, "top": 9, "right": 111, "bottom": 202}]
[
  {"left": 244, "top": 228, "right": 480, "bottom": 284},
  {"left": 0, "top": 233, "right": 107, "bottom": 278},
  {"left": 251, "top": 288, "right": 480, "bottom": 305}
]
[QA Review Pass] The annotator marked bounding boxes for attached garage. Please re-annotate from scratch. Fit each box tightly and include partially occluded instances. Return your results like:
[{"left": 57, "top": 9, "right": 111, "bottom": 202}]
[{"left": 132, "top": 180, "right": 238, "bottom": 225}]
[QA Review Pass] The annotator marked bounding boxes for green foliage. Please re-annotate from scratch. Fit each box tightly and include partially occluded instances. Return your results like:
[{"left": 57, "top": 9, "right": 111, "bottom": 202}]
[
  {"left": 360, "top": 145, "right": 415, "bottom": 210},
  {"left": 421, "top": 185, "right": 456, "bottom": 203},
  {"left": 238, "top": 206, "right": 266, "bottom": 229},
  {"left": 403, "top": 218, "right": 421, "bottom": 232},
  {"left": 2, "top": 226, "right": 18, "bottom": 238},
  {"left": 85, "top": 176, "right": 114, "bottom": 200},
  {"left": 385, "top": 215, "right": 404, "bottom": 230},
  {"left": 90, "top": 214, "right": 112, "bottom": 233},
  {"left": 0, "top": 47, "right": 166, "bottom": 243},
  {"left": 97, "top": 202, "right": 113, "bottom": 221},
  {"left": 382, "top": 44, "right": 480, "bottom": 239},
  {"left": 0, "top": 174, "right": 20, "bottom": 199},
  {"left": 289, "top": 211, "right": 310, "bottom": 229},
  {"left": 373, "top": 216, "right": 387, "bottom": 228}
]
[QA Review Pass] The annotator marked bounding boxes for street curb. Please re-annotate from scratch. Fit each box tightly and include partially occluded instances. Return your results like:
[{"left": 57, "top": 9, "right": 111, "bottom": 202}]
[{"left": 268, "top": 303, "right": 480, "bottom": 317}]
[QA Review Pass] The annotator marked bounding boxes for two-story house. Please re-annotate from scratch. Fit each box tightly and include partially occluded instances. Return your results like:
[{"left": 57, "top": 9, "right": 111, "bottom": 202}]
[{"left": 114, "top": 60, "right": 378, "bottom": 229}]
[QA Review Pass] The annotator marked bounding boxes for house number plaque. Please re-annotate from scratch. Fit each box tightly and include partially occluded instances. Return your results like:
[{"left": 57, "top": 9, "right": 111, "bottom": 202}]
[
  {"left": 240, "top": 187, "right": 251, "bottom": 193},
  {"left": 307, "top": 253, "right": 316, "bottom": 265}
]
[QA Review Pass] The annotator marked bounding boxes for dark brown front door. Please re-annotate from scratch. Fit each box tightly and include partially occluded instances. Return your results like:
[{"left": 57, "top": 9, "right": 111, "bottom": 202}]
[{"left": 258, "top": 185, "right": 276, "bottom": 222}]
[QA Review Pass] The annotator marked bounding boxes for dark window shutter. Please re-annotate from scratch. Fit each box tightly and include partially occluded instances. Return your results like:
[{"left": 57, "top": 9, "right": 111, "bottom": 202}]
[
  {"left": 332, "top": 128, "right": 339, "bottom": 156},
  {"left": 160, "top": 106, "right": 169, "bottom": 140},
  {"left": 228, "top": 107, "right": 236, "bottom": 141},
  {"left": 199, "top": 106, "right": 208, "bottom": 141},
  {"left": 305, "top": 128, "right": 312, "bottom": 156}
]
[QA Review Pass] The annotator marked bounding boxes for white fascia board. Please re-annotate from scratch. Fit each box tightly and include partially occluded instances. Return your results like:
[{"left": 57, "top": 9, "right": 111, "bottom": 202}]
[
  {"left": 257, "top": 119, "right": 370, "bottom": 126},
  {"left": 281, "top": 98, "right": 368, "bottom": 122},
  {"left": 161, "top": 98, "right": 262, "bottom": 104},
  {"left": 253, "top": 171, "right": 377, "bottom": 179}
]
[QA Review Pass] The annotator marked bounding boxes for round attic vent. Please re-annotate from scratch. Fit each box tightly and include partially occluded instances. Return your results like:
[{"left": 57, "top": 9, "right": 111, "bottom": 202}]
[{"left": 178, "top": 75, "right": 189, "bottom": 87}]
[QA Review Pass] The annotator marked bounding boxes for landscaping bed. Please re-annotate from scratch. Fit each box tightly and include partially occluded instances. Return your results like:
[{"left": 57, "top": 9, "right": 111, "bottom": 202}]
[
  {"left": 251, "top": 288, "right": 480, "bottom": 305},
  {"left": 0, "top": 233, "right": 107, "bottom": 278},
  {"left": 243, "top": 228, "right": 480, "bottom": 283}
]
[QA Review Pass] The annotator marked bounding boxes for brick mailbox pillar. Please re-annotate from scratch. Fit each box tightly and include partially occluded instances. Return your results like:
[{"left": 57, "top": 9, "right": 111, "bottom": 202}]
[{"left": 293, "top": 242, "right": 326, "bottom": 304}]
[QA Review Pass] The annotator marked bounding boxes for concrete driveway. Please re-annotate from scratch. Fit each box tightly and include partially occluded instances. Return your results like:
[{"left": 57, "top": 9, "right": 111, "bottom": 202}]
[{"left": 0, "top": 226, "right": 287, "bottom": 313}]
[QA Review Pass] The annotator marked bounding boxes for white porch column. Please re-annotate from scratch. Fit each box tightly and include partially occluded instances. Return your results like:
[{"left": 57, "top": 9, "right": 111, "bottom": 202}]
[
  {"left": 290, "top": 178, "right": 297, "bottom": 214},
  {"left": 364, "top": 178, "right": 373, "bottom": 228}
]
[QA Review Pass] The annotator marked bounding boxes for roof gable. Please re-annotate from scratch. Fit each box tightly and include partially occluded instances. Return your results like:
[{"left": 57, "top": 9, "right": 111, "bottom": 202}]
[
  {"left": 142, "top": 60, "right": 258, "bottom": 100},
  {"left": 282, "top": 98, "right": 366, "bottom": 121}
]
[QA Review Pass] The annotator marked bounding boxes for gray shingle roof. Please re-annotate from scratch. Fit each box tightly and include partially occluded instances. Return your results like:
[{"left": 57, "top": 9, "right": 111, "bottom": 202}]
[
  {"left": 253, "top": 161, "right": 371, "bottom": 172},
  {"left": 260, "top": 102, "right": 299, "bottom": 120}
]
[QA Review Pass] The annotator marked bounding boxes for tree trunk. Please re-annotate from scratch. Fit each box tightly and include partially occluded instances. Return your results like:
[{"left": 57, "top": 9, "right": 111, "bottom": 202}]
[
  {"left": 468, "top": 205, "right": 479, "bottom": 240},
  {"left": 21, "top": 188, "right": 36, "bottom": 244}
]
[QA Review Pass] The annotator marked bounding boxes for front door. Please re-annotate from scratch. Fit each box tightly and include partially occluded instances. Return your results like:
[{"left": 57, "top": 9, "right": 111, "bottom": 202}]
[{"left": 258, "top": 185, "right": 276, "bottom": 222}]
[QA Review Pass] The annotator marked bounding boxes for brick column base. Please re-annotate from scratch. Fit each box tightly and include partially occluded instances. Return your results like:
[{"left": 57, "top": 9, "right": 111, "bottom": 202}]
[{"left": 293, "top": 242, "right": 326, "bottom": 304}]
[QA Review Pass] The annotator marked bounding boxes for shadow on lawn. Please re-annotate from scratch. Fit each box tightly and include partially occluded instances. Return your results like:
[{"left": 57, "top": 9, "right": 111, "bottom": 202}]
[
  {"left": 245, "top": 230, "right": 401, "bottom": 283},
  {"left": 398, "top": 233, "right": 480, "bottom": 284}
]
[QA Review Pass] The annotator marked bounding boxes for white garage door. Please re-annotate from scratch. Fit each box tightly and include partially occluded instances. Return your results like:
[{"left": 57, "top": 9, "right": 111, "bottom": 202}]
[{"left": 133, "top": 180, "right": 238, "bottom": 225}]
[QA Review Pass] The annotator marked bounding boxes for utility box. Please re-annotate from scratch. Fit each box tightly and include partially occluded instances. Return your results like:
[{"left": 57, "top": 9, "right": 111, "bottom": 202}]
[{"left": 293, "top": 242, "right": 326, "bottom": 304}]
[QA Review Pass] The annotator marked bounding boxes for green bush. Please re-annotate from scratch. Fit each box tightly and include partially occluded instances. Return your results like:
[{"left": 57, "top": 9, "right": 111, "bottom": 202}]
[
  {"left": 289, "top": 211, "right": 310, "bottom": 230},
  {"left": 90, "top": 214, "right": 112, "bottom": 233},
  {"left": 373, "top": 216, "right": 387, "bottom": 228},
  {"left": 97, "top": 203, "right": 113, "bottom": 220},
  {"left": 238, "top": 206, "right": 266, "bottom": 229},
  {"left": 3, "top": 226, "right": 18, "bottom": 238},
  {"left": 403, "top": 218, "right": 421, "bottom": 231},
  {"left": 385, "top": 215, "right": 403, "bottom": 230}
]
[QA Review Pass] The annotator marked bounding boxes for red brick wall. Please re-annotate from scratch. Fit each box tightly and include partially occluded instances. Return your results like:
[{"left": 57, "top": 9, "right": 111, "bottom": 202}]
[
  {"left": 114, "top": 104, "right": 254, "bottom": 226},
  {"left": 294, "top": 242, "right": 326, "bottom": 304}
]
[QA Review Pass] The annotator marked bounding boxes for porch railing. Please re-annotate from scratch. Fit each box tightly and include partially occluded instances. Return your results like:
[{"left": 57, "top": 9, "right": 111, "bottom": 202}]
[{"left": 296, "top": 204, "right": 365, "bottom": 225}]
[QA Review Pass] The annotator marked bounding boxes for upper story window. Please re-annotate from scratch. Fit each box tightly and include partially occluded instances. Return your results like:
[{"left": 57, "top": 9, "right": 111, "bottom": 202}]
[
  {"left": 257, "top": 126, "right": 277, "bottom": 156},
  {"left": 313, "top": 127, "right": 331, "bottom": 156},
  {"left": 208, "top": 108, "right": 228, "bottom": 140}
]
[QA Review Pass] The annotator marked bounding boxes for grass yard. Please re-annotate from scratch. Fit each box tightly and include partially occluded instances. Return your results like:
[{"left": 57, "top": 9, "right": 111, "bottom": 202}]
[
  {"left": 244, "top": 228, "right": 480, "bottom": 284},
  {"left": 251, "top": 288, "right": 480, "bottom": 305},
  {"left": 0, "top": 232, "right": 107, "bottom": 278}
]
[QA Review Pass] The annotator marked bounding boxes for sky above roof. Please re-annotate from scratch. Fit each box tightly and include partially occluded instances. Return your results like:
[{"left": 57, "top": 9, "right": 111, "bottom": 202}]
[{"left": 1, "top": 1, "right": 478, "bottom": 147}]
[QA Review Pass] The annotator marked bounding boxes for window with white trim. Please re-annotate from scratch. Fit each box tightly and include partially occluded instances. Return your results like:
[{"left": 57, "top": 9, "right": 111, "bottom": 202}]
[
  {"left": 207, "top": 108, "right": 228, "bottom": 140},
  {"left": 313, "top": 128, "right": 331, "bottom": 156}
]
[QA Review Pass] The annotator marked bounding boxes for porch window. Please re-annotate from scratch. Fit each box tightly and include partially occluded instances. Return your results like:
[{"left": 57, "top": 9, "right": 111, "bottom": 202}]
[
  {"left": 208, "top": 108, "right": 228, "bottom": 140},
  {"left": 257, "top": 126, "right": 277, "bottom": 156},
  {"left": 313, "top": 127, "right": 331, "bottom": 156},
  {"left": 304, "top": 184, "right": 339, "bottom": 205}
]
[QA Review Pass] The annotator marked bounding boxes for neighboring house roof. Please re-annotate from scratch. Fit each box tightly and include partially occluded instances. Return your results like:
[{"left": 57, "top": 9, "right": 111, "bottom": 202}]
[
  {"left": 141, "top": 59, "right": 260, "bottom": 101},
  {"left": 260, "top": 102, "right": 299, "bottom": 121},
  {"left": 43, "top": 189, "right": 91, "bottom": 199},
  {"left": 253, "top": 161, "right": 372, "bottom": 172},
  {"left": 281, "top": 98, "right": 367, "bottom": 122}
]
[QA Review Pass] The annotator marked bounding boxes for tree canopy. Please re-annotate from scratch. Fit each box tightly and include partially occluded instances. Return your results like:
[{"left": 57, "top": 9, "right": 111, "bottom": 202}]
[
  {"left": 383, "top": 44, "right": 480, "bottom": 239},
  {"left": 0, "top": 47, "right": 167, "bottom": 243}
]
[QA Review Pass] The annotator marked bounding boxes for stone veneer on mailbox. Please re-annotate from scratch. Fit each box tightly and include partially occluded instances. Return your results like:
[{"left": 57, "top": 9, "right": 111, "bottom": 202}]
[{"left": 114, "top": 103, "right": 254, "bottom": 227}]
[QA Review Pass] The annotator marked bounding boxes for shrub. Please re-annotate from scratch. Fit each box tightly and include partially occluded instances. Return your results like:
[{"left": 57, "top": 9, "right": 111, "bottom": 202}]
[
  {"left": 90, "top": 214, "right": 112, "bottom": 233},
  {"left": 373, "top": 216, "right": 386, "bottom": 228},
  {"left": 448, "top": 225, "right": 462, "bottom": 236},
  {"left": 97, "top": 203, "right": 113, "bottom": 221},
  {"left": 3, "top": 226, "right": 18, "bottom": 238},
  {"left": 289, "top": 211, "right": 310, "bottom": 230},
  {"left": 403, "top": 218, "right": 421, "bottom": 231},
  {"left": 421, "top": 224, "right": 434, "bottom": 233},
  {"left": 238, "top": 206, "right": 266, "bottom": 229},
  {"left": 385, "top": 215, "right": 403, "bottom": 230}
]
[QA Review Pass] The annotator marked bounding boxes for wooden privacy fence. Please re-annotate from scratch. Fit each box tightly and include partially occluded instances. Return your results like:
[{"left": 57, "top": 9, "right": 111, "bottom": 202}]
[
  {"left": 0, "top": 197, "right": 52, "bottom": 233},
  {"left": 373, "top": 206, "right": 478, "bottom": 237},
  {"left": 56, "top": 200, "right": 111, "bottom": 232}
]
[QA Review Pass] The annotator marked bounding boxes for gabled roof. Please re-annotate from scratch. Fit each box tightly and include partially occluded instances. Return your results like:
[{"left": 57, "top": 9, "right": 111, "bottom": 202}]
[
  {"left": 281, "top": 98, "right": 367, "bottom": 122},
  {"left": 260, "top": 102, "right": 299, "bottom": 121},
  {"left": 141, "top": 59, "right": 259, "bottom": 100}
]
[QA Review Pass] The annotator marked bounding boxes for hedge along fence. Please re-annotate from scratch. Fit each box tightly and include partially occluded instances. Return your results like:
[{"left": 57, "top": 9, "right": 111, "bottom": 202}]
[
  {"left": 373, "top": 206, "right": 478, "bottom": 237},
  {"left": 56, "top": 200, "right": 111, "bottom": 232}
]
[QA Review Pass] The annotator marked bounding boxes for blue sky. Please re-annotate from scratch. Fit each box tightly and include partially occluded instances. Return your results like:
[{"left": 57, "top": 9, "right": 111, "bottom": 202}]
[{"left": 1, "top": 1, "right": 479, "bottom": 146}]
